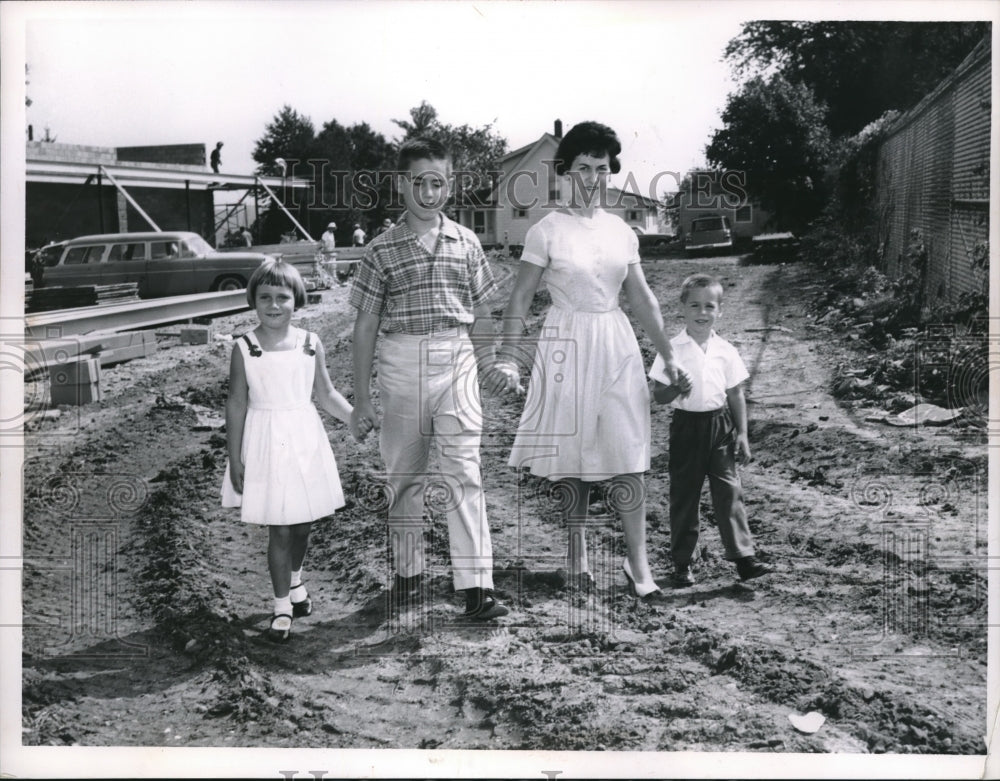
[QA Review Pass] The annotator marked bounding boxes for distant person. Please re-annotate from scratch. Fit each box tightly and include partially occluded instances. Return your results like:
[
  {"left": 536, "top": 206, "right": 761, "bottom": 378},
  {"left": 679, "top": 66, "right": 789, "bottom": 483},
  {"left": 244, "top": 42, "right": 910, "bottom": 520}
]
[
  {"left": 240, "top": 226, "right": 253, "bottom": 247},
  {"left": 649, "top": 273, "right": 773, "bottom": 587},
  {"left": 210, "top": 142, "right": 223, "bottom": 174},
  {"left": 352, "top": 223, "right": 366, "bottom": 246},
  {"left": 376, "top": 217, "right": 392, "bottom": 236},
  {"left": 222, "top": 259, "right": 354, "bottom": 643},
  {"left": 321, "top": 222, "right": 338, "bottom": 254},
  {"left": 322, "top": 221, "right": 350, "bottom": 286}
]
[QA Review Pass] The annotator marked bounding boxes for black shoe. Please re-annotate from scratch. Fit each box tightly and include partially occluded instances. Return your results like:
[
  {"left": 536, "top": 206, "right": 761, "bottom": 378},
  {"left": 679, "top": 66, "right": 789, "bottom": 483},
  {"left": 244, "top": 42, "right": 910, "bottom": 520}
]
[
  {"left": 461, "top": 588, "right": 509, "bottom": 620},
  {"left": 389, "top": 573, "right": 423, "bottom": 608},
  {"left": 736, "top": 556, "right": 772, "bottom": 581},
  {"left": 290, "top": 583, "right": 312, "bottom": 617},
  {"left": 265, "top": 613, "right": 292, "bottom": 644},
  {"left": 672, "top": 564, "right": 695, "bottom": 588},
  {"left": 555, "top": 568, "right": 596, "bottom": 593}
]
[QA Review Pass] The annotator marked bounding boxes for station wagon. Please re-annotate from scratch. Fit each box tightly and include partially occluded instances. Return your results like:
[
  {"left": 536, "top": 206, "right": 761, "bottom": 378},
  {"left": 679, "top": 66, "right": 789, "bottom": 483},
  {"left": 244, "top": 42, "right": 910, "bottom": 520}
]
[{"left": 36, "top": 231, "right": 274, "bottom": 299}]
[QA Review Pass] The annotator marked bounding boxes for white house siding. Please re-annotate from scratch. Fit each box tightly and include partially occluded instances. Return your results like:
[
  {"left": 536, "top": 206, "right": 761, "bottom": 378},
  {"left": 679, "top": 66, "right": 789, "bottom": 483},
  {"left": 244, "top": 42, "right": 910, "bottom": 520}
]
[{"left": 457, "top": 132, "right": 661, "bottom": 247}]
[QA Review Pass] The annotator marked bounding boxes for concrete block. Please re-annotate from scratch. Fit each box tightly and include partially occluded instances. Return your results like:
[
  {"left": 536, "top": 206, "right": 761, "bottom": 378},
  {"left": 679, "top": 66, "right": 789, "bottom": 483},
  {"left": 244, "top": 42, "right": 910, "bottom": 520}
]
[
  {"left": 50, "top": 357, "right": 101, "bottom": 385},
  {"left": 180, "top": 324, "right": 214, "bottom": 345},
  {"left": 50, "top": 381, "right": 102, "bottom": 406}
]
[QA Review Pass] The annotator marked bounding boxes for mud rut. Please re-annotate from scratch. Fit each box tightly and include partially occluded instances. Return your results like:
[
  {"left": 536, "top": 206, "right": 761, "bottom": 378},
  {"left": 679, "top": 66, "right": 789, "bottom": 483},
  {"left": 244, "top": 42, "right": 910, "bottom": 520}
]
[{"left": 20, "top": 256, "right": 986, "bottom": 754}]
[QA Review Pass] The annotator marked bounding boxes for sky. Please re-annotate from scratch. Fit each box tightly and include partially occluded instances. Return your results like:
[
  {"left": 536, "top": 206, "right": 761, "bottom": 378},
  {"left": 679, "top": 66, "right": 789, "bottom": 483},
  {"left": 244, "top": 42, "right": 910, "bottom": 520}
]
[
  {"left": 17, "top": 1, "right": 750, "bottom": 201},
  {"left": 11, "top": 0, "right": 995, "bottom": 202}
]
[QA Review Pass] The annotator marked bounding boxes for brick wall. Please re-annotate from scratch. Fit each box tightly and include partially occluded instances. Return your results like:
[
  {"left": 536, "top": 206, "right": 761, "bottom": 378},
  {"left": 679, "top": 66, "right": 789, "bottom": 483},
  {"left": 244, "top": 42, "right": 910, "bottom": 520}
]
[
  {"left": 27, "top": 141, "right": 117, "bottom": 164},
  {"left": 116, "top": 144, "right": 207, "bottom": 166}
]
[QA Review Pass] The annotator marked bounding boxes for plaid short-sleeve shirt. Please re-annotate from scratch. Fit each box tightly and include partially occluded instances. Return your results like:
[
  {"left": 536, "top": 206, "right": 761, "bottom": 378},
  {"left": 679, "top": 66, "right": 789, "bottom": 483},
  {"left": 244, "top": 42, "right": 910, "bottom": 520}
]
[{"left": 348, "top": 213, "right": 498, "bottom": 334}]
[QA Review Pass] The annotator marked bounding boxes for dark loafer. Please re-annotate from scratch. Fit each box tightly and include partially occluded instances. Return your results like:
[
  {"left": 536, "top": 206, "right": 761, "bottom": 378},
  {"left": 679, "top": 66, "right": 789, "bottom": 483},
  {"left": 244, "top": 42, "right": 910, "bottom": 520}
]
[
  {"left": 461, "top": 588, "right": 509, "bottom": 620},
  {"left": 736, "top": 556, "right": 773, "bottom": 581},
  {"left": 672, "top": 565, "right": 695, "bottom": 588},
  {"left": 389, "top": 573, "right": 423, "bottom": 606}
]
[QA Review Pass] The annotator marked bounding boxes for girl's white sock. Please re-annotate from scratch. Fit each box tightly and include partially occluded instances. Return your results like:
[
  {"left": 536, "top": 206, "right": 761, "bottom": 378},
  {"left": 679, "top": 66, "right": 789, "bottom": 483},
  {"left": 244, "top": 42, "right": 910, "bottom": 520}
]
[
  {"left": 273, "top": 595, "right": 293, "bottom": 616},
  {"left": 290, "top": 568, "right": 303, "bottom": 588}
]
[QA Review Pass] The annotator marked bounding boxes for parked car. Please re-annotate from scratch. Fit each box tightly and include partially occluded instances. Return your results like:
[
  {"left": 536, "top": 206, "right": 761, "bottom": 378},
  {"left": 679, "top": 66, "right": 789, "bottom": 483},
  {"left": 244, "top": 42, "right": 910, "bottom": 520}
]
[
  {"left": 636, "top": 232, "right": 676, "bottom": 253},
  {"left": 34, "top": 231, "right": 274, "bottom": 298},
  {"left": 685, "top": 215, "right": 734, "bottom": 255}
]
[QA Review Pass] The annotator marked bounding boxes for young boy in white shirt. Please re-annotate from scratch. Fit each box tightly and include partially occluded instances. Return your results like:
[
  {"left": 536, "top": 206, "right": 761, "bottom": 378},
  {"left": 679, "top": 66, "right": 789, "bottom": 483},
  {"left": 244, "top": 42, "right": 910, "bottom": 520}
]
[{"left": 649, "top": 273, "right": 772, "bottom": 587}]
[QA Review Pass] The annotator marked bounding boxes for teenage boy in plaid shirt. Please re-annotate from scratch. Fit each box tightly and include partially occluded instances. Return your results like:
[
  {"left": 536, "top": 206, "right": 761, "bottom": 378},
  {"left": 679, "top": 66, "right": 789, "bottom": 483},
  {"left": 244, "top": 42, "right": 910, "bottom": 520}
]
[{"left": 349, "top": 137, "right": 509, "bottom": 620}]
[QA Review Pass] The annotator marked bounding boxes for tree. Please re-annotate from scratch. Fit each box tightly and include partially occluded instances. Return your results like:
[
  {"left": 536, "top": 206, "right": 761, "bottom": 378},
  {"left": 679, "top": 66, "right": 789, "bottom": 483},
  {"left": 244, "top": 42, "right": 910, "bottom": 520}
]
[
  {"left": 706, "top": 74, "right": 832, "bottom": 231},
  {"left": 391, "top": 100, "right": 439, "bottom": 138},
  {"left": 252, "top": 105, "right": 318, "bottom": 177},
  {"left": 311, "top": 118, "right": 396, "bottom": 234},
  {"left": 392, "top": 100, "right": 508, "bottom": 196},
  {"left": 724, "top": 21, "right": 990, "bottom": 137}
]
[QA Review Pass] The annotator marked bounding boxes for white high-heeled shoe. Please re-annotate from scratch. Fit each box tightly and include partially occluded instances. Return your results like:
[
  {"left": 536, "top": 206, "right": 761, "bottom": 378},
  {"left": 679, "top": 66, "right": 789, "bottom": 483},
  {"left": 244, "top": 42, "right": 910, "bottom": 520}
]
[{"left": 622, "top": 557, "right": 665, "bottom": 601}]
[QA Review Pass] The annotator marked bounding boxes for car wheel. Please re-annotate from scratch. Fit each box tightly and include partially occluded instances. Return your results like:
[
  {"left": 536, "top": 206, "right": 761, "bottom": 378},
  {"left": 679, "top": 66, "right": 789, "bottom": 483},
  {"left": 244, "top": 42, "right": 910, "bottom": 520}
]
[{"left": 213, "top": 275, "right": 246, "bottom": 292}]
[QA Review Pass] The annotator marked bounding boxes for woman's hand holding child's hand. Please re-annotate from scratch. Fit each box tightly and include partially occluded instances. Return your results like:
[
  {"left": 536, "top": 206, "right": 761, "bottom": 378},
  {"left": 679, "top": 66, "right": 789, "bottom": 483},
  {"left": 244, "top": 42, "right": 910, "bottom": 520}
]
[
  {"left": 664, "top": 360, "right": 692, "bottom": 397},
  {"left": 351, "top": 401, "right": 379, "bottom": 442},
  {"left": 484, "top": 361, "right": 524, "bottom": 397}
]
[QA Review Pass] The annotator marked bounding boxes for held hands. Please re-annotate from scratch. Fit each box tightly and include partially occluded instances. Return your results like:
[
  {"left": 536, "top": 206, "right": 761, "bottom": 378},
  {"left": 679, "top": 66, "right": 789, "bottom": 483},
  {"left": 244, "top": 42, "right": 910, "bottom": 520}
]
[
  {"left": 482, "top": 360, "right": 524, "bottom": 397},
  {"left": 350, "top": 400, "right": 379, "bottom": 442},
  {"left": 664, "top": 359, "right": 693, "bottom": 398}
]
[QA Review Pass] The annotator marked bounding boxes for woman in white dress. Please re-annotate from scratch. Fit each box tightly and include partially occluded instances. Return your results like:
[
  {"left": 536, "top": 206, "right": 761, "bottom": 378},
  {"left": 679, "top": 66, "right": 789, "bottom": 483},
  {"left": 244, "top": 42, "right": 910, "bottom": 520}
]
[{"left": 491, "top": 121, "right": 687, "bottom": 602}]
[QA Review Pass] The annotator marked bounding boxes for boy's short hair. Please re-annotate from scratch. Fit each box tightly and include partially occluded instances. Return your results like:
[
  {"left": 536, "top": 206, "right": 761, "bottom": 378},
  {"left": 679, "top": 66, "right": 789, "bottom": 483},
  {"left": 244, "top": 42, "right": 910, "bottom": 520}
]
[
  {"left": 679, "top": 273, "right": 724, "bottom": 303},
  {"left": 246, "top": 258, "right": 307, "bottom": 309},
  {"left": 397, "top": 137, "right": 452, "bottom": 172},
  {"left": 554, "top": 121, "right": 622, "bottom": 176}
]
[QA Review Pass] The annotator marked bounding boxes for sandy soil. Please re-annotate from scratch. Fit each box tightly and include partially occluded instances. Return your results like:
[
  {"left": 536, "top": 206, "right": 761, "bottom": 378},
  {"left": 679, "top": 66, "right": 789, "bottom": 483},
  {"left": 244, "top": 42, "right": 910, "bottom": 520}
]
[{"left": 19, "top": 253, "right": 988, "bottom": 759}]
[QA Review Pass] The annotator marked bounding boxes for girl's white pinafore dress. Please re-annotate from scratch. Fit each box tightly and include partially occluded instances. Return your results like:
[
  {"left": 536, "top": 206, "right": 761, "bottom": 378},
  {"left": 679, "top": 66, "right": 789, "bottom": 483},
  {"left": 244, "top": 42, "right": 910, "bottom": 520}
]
[{"left": 221, "top": 328, "right": 344, "bottom": 525}]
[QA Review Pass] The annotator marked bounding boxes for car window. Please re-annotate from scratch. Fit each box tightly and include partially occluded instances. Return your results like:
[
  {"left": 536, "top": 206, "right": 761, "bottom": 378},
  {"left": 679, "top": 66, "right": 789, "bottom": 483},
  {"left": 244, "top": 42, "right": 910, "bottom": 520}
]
[
  {"left": 107, "top": 242, "right": 147, "bottom": 262},
  {"left": 63, "top": 245, "right": 104, "bottom": 265},
  {"left": 177, "top": 240, "right": 199, "bottom": 259},
  {"left": 150, "top": 241, "right": 180, "bottom": 260},
  {"left": 185, "top": 235, "right": 213, "bottom": 255},
  {"left": 692, "top": 218, "right": 723, "bottom": 232}
]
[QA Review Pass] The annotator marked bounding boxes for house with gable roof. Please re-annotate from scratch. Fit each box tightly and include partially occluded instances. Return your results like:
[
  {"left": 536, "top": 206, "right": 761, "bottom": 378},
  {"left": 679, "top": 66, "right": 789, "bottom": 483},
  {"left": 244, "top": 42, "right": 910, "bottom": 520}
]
[{"left": 455, "top": 121, "right": 662, "bottom": 249}]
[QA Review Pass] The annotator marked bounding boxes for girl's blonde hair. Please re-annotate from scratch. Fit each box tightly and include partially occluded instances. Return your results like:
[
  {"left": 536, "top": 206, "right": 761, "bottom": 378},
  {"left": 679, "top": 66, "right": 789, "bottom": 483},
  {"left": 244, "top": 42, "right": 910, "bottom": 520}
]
[{"left": 246, "top": 258, "right": 307, "bottom": 309}]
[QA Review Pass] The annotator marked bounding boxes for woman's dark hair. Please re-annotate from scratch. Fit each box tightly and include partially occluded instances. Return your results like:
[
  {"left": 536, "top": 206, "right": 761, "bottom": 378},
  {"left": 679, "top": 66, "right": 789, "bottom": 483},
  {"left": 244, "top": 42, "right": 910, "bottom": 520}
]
[
  {"left": 554, "top": 121, "right": 622, "bottom": 176},
  {"left": 246, "top": 258, "right": 307, "bottom": 309}
]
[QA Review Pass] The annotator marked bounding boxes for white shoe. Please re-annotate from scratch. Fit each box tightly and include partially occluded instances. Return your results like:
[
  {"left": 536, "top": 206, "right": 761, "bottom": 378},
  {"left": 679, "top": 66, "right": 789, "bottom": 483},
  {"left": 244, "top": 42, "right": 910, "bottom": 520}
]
[{"left": 622, "top": 557, "right": 663, "bottom": 599}]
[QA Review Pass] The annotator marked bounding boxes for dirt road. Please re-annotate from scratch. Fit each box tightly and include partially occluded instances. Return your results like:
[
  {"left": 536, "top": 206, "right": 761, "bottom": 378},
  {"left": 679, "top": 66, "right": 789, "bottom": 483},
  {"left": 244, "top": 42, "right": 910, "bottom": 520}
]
[{"left": 19, "top": 253, "right": 987, "bottom": 762}]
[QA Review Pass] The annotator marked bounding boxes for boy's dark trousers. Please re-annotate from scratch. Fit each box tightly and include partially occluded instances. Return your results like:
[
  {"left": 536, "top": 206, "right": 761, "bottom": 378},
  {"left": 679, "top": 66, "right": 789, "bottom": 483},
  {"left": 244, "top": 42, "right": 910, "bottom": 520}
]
[{"left": 668, "top": 407, "right": 755, "bottom": 566}]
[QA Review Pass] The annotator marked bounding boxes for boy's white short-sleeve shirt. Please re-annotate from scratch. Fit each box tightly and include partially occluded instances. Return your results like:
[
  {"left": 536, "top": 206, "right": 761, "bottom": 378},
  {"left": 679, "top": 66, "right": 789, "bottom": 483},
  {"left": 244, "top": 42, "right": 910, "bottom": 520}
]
[{"left": 649, "top": 329, "right": 749, "bottom": 412}]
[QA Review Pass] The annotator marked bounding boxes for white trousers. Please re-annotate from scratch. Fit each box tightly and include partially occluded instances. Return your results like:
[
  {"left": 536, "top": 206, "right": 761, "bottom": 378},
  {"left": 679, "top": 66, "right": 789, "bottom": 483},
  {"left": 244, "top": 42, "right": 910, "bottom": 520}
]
[{"left": 377, "top": 329, "right": 494, "bottom": 591}]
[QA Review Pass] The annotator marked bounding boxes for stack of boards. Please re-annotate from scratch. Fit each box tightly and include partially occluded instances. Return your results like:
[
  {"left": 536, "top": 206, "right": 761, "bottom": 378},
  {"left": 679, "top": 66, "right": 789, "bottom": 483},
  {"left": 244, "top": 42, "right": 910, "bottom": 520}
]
[{"left": 26, "top": 283, "right": 141, "bottom": 313}]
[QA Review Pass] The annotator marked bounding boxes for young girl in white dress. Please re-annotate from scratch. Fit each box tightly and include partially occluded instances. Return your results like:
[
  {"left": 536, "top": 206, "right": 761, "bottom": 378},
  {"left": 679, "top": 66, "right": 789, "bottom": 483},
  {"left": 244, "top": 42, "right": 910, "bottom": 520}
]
[
  {"left": 491, "top": 121, "right": 689, "bottom": 602},
  {"left": 222, "top": 259, "right": 352, "bottom": 642}
]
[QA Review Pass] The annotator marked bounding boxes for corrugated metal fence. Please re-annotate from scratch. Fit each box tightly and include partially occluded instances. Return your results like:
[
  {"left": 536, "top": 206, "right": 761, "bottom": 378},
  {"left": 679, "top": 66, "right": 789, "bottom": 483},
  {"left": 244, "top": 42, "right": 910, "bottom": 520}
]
[{"left": 876, "top": 36, "right": 991, "bottom": 306}]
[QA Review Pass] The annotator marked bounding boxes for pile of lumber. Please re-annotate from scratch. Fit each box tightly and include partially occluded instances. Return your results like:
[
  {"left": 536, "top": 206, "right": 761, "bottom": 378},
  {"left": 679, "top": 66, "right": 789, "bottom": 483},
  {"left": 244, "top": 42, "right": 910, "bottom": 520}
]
[{"left": 26, "top": 283, "right": 141, "bottom": 313}]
